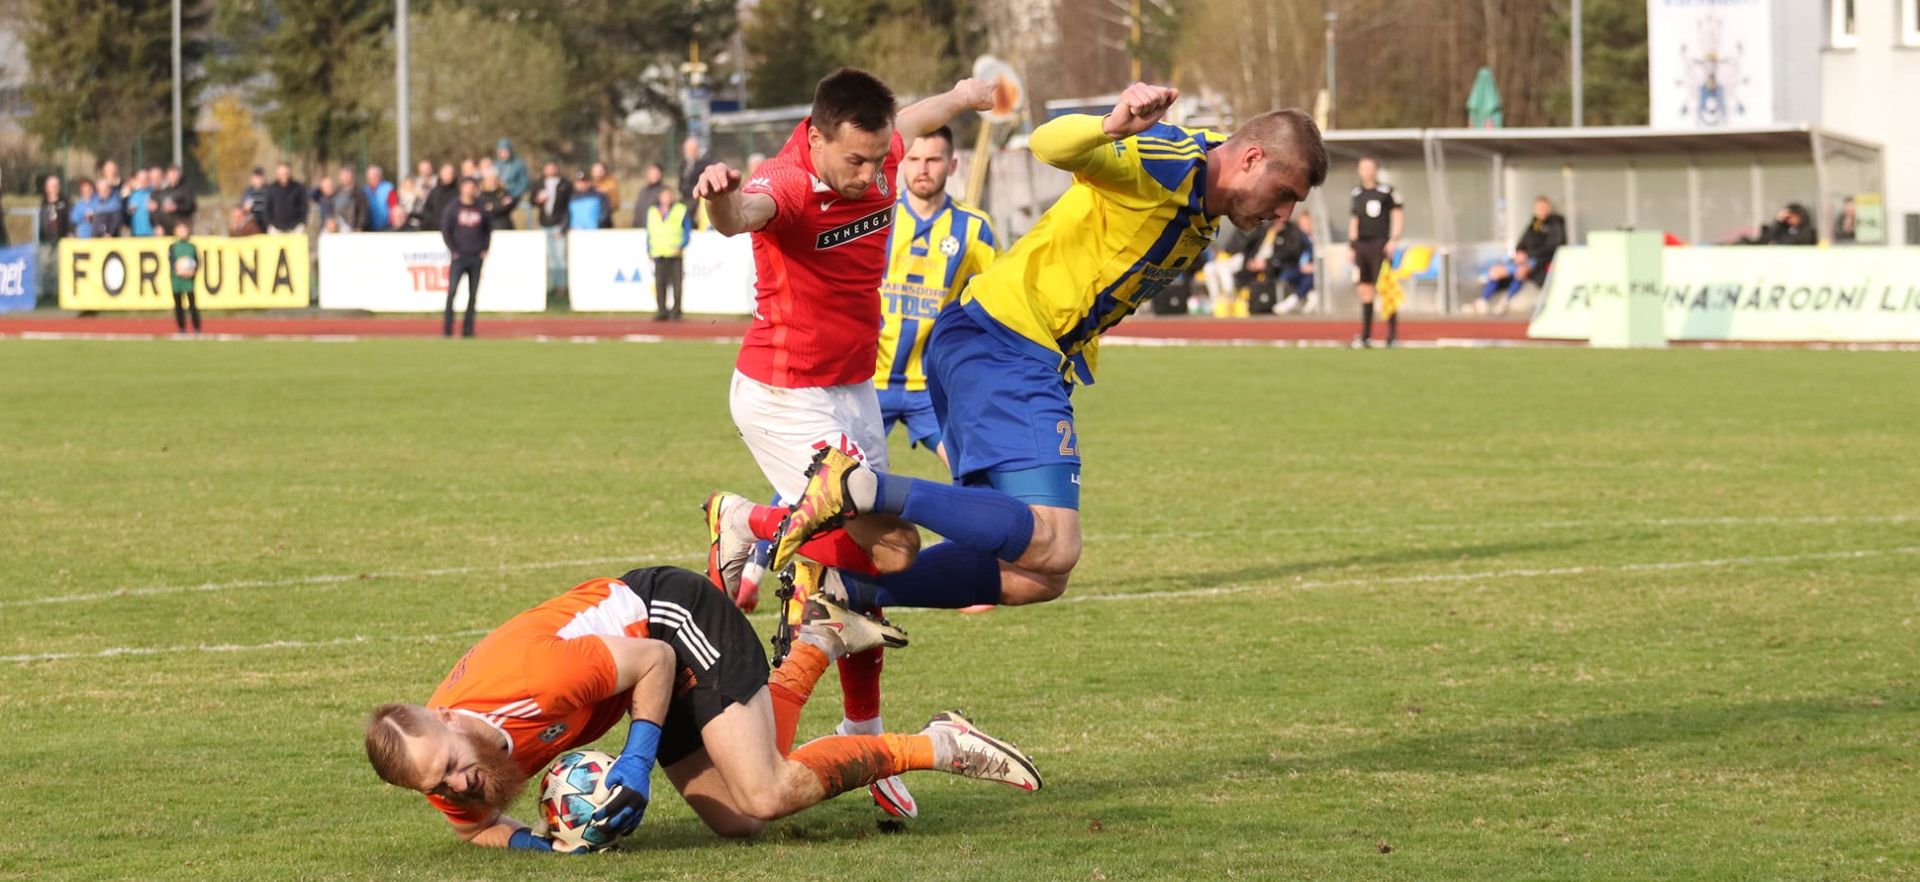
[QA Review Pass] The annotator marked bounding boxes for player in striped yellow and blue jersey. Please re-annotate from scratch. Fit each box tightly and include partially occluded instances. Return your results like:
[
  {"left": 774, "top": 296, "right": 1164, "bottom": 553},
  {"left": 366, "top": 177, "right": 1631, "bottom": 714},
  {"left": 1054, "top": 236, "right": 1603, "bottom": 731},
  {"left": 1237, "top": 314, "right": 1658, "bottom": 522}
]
[
  {"left": 773, "top": 84, "right": 1328, "bottom": 616},
  {"left": 874, "top": 126, "right": 997, "bottom": 466}
]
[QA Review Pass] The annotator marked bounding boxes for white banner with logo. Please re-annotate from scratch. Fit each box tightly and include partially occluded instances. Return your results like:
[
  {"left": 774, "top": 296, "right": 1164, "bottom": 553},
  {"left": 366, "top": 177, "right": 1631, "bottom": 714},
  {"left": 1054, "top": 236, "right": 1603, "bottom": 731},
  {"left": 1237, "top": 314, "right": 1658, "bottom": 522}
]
[
  {"left": 566, "top": 229, "right": 755, "bottom": 314},
  {"left": 1647, "top": 0, "right": 1774, "bottom": 128},
  {"left": 317, "top": 231, "right": 547, "bottom": 312},
  {"left": 1529, "top": 245, "right": 1920, "bottom": 341}
]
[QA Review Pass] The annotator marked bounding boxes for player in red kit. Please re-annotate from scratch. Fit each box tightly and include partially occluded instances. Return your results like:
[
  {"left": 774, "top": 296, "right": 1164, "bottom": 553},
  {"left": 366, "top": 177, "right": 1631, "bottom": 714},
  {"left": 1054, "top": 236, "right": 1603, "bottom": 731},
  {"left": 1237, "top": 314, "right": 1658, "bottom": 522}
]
[{"left": 693, "top": 67, "right": 993, "bottom": 820}]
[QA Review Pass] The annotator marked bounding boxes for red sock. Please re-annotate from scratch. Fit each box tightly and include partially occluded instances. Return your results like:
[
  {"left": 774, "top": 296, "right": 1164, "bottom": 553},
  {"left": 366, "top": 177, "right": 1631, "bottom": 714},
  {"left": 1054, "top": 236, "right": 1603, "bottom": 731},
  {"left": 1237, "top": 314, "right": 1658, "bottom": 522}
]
[
  {"left": 768, "top": 642, "right": 831, "bottom": 755},
  {"left": 838, "top": 643, "right": 883, "bottom": 724},
  {"left": 747, "top": 504, "right": 785, "bottom": 540},
  {"left": 748, "top": 505, "right": 880, "bottom": 576},
  {"left": 802, "top": 530, "right": 879, "bottom": 575}
]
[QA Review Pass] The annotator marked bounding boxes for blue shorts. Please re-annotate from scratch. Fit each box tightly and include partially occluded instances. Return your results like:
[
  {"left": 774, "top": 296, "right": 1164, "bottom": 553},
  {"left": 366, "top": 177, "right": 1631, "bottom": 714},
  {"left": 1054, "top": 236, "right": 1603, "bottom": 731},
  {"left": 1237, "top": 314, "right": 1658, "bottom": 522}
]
[
  {"left": 925, "top": 301, "right": 1081, "bottom": 509},
  {"left": 876, "top": 386, "right": 943, "bottom": 450}
]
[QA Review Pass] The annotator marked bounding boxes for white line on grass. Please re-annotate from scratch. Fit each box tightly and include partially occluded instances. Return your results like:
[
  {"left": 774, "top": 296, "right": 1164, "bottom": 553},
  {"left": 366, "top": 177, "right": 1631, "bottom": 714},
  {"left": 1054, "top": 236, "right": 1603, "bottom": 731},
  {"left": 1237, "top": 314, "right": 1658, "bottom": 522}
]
[
  {"left": 1086, "top": 513, "right": 1918, "bottom": 543},
  {"left": 0, "top": 553, "right": 702, "bottom": 609},
  {"left": 0, "top": 629, "right": 493, "bottom": 664},
  {"left": 8, "top": 545, "right": 1914, "bottom": 664},
  {"left": 5, "top": 514, "right": 1910, "bottom": 610},
  {"left": 1060, "top": 545, "right": 1920, "bottom": 605}
]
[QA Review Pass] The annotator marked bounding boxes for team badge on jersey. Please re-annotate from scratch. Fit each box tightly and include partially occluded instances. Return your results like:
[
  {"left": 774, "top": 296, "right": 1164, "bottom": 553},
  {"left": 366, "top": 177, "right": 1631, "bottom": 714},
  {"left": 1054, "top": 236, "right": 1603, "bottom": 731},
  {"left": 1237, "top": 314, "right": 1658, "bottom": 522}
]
[
  {"left": 940, "top": 235, "right": 960, "bottom": 257},
  {"left": 538, "top": 722, "right": 569, "bottom": 743}
]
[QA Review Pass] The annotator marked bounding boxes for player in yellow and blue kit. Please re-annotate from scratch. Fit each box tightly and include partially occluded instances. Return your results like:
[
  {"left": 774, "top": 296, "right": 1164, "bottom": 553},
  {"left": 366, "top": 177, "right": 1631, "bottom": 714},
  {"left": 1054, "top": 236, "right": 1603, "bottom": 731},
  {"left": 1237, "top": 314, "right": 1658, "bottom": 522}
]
[
  {"left": 765, "top": 84, "right": 1329, "bottom": 613},
  {"left": 875, "top": 125, "right": 997, "bottom": 466}
]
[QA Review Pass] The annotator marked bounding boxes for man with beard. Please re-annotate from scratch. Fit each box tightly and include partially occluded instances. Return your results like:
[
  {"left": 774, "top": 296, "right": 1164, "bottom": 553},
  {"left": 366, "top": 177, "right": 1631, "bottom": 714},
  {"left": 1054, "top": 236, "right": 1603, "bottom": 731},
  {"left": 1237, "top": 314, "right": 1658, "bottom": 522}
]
[
  {"left": 730, "top": 87, "right": 1327, "bottom": 643},
  {"left": 692, "top": 67, "right": 994, "bottom": 822},
  {"left": 873, "top": 124, "right": 996, "bottom": 468},
  {"left": 363, "top": 565, "right": 1039, "bottom": 852}
]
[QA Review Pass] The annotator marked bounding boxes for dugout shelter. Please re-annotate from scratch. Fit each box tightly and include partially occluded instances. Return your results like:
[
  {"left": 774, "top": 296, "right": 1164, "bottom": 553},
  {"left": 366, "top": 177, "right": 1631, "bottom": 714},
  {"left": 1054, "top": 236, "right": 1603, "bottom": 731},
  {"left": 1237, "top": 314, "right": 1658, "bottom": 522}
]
[{"left": 1309, "top": 125, "right": 1886, "bottom": 315}]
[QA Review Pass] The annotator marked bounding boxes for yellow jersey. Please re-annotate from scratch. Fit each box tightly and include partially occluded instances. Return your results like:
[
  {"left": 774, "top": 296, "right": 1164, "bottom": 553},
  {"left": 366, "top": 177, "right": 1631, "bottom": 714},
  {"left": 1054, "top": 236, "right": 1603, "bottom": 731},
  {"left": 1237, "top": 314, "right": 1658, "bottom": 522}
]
[
  {"left": 960, "top": 114, "right": 1223, "bottom": 384},
  {"left": 875, "top": 195, "right": 997, "bottom": 391}
]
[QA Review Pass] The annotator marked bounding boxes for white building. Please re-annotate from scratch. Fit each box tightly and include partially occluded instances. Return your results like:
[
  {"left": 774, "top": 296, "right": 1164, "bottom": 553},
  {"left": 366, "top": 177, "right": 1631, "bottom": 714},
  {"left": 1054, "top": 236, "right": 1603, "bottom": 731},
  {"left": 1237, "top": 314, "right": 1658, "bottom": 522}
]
[{"left": 1819, "top": 0, "right": 1920, "bottom": 244}]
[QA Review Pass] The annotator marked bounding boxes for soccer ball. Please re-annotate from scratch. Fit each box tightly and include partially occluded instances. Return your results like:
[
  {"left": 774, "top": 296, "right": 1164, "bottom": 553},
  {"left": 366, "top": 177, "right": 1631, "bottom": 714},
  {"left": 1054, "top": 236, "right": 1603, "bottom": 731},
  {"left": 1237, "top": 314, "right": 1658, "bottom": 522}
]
[
  {"left": 173, "top": 256, "right": 197, "bottom": 277},
  {"left": 538, "top": 750, "right": 618, "bottom": 852}
]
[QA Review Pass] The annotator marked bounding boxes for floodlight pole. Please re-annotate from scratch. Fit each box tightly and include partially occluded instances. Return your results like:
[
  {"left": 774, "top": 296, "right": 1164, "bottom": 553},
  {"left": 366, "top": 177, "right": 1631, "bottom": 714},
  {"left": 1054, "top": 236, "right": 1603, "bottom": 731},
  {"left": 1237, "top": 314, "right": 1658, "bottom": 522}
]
[
  {"left": 1324, "top": 10, "right": 1338, "bottom": 130},
  {"left": 396, "top": 0, "right": 411, "bottom": 174},
  {"left": 1571, "top": 0, "right": 1584, "bottom": 127},
  {"left": 171, "top": 0, "right": 182, "bottom": 167}
]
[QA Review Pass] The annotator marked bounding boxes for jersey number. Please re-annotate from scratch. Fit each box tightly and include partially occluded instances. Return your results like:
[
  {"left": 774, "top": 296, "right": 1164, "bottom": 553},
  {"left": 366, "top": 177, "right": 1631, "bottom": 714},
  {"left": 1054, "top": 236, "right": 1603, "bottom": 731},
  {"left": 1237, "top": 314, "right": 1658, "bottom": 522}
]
[{"left": 1056, "top": 420, "right": 1078, "bottom": 456}]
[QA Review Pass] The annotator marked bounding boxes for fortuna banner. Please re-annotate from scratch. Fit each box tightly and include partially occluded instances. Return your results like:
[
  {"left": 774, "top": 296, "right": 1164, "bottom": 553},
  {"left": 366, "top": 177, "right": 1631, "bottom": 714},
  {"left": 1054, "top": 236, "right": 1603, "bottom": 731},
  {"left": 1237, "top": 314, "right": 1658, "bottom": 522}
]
[
  {"left": 59, "top": 234, "right": 308, "bottom": 310},
  {"left": 1530, "top": 246, "right": 1920, "bottom": 342}
]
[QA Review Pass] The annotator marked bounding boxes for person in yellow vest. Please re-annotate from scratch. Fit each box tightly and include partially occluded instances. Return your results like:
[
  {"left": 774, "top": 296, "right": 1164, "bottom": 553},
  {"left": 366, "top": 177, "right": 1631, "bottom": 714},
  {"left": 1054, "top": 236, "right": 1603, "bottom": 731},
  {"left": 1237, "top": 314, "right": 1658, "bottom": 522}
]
[{"left": 647, "top": 187, "right": 693, "bottom": 320}]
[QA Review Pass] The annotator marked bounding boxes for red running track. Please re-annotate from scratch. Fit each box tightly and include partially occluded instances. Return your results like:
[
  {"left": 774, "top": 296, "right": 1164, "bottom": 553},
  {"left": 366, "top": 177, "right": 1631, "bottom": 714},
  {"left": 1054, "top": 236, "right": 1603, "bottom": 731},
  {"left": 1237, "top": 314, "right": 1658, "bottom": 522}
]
[{"left": 0, "top": 313, "right": 1532, "bottom": 342}]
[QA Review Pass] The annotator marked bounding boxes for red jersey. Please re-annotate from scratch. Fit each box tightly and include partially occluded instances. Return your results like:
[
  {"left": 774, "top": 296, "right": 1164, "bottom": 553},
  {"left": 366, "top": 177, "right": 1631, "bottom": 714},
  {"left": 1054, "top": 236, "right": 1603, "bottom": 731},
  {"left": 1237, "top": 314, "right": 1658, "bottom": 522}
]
[
  {"left": 736, "top": 119, "right": 904, "bottom": 388},
  {"left": 423, "top": 578, "right": 647, "bottom": 825}
]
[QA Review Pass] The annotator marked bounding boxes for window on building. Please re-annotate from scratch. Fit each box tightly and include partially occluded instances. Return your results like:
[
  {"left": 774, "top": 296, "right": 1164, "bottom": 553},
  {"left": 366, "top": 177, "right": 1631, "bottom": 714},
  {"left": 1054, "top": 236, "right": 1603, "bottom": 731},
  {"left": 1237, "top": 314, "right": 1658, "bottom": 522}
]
[
  {"left": 1903, "top": 0, "right": 1920, "bottom": 46},
  {"left": 1831, "top": 0, "right": 1859, "bottom": 49}
]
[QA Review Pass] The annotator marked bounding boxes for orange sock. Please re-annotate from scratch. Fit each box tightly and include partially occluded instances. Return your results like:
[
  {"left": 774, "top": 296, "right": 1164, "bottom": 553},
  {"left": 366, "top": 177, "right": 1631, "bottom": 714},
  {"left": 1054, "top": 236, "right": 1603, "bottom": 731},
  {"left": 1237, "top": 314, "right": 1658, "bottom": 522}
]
[
  {"left": 768, "top": 642, "right": 831, "bottom": 755},
  {"left": 789, "top": 733, "right": 936, "bottom": 797}
]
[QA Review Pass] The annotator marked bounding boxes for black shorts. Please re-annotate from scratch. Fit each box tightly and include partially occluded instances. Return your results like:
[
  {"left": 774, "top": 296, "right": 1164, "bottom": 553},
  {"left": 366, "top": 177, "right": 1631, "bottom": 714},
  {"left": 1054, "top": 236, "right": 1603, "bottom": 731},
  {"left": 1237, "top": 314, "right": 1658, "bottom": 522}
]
[
  {"left": 616, "top": 566, "right": 769, "bottom": 766},
  {"left": 1352, "top": 239, "right": 1388, "bottom": 285}
]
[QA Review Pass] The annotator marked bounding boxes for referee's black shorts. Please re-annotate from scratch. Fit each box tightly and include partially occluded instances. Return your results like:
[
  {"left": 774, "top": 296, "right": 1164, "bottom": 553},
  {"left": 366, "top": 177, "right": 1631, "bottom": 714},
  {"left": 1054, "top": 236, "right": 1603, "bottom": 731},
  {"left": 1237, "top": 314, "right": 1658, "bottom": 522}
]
[
  {"left": 1352, "top": 239, "right": 1388, "bottom": 285},
  {"left": 616, "top": 566, "right": 769, "bottom": 766}
]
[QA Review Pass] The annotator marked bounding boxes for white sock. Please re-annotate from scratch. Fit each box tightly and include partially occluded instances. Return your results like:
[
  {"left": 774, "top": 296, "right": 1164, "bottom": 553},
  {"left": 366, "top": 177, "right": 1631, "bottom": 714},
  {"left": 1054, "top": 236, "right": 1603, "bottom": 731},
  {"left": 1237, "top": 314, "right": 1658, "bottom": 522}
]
[
  {"left": 924, "top": 725, "right": 957, "bottom": 768},
  {"left": 839, "top": 715, "right": 884, "bottom": 736},
  {"left": 795, "top": 627, "right": 844, "bottom": 660}
]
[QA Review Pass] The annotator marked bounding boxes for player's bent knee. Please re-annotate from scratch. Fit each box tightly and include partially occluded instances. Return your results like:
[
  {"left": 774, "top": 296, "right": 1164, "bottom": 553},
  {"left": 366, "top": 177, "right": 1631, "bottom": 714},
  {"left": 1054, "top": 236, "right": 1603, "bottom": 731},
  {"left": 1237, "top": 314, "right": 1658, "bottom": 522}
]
[
  {"left": 1020, "top": 507, "right": 1082, "bottom": 575},
  {"left": 705, "top": 815, "right": 765, "bottom": 839},
  {"left": 737, "top": 791, "right": 791, "bottom": 822},
  {"left": 999, "top": 568, "right": 1070, "bottom": 605}
]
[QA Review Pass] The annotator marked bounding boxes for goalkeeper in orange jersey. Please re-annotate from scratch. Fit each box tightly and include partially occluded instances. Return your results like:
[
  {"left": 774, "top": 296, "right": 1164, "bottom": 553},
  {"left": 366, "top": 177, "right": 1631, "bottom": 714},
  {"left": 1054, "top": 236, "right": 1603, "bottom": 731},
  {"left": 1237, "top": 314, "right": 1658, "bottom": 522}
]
[{"left": 362, "top": 565, "right": 1040, "bottom": 852}]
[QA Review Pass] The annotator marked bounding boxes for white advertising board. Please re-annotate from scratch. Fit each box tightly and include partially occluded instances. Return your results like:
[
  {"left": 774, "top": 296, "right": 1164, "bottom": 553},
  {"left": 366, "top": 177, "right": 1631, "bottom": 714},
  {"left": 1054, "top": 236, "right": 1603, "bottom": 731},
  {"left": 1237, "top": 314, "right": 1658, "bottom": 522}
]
[
  {"left": 1647, "top": 0, "right": 1774, "bottom": 128},
  {"left": 566, "top": 229, "right": 756, "bottom": 315},
  {"left": 317, "top": 231, "right": 547, "bottom": 312},
  {"left": 1530, "top": 245, "right": 1920, "bottom": 342}
]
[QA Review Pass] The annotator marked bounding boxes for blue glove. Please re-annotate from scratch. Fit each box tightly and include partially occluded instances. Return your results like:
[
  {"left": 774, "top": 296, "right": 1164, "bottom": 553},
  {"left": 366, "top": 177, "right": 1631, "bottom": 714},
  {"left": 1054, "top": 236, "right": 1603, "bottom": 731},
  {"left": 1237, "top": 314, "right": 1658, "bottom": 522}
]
[
  {"left": 507, "top": 828, "right": 555, "bottom": 852},
  {"left": 589, "top": 720, "right": 661, "bottom": 839}
]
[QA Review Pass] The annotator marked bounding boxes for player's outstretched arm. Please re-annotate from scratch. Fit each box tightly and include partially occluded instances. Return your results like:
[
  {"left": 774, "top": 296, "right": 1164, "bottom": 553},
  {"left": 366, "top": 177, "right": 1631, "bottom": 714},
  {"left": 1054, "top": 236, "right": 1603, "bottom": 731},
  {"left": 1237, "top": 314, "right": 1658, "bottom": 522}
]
[
  {"left": 1029, "top": 82, "right": 1179, "bottom": 180},
  {"left": 694, "top": 162, "right": 775, "bottom": 235},
  {"left": 585, "top": 637, "right": 676, "bottom": 841},
  {"left": 897, "top": 78, "right": 995, "bottom": 142}
]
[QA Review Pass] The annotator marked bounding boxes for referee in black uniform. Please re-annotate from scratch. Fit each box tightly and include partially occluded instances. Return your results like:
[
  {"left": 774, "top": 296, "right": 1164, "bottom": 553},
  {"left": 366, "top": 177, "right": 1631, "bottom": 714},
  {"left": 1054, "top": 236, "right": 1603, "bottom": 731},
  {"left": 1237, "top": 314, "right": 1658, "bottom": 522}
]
[{"left": 1347, "top": 157, "right": 1404, "bottom": 348}]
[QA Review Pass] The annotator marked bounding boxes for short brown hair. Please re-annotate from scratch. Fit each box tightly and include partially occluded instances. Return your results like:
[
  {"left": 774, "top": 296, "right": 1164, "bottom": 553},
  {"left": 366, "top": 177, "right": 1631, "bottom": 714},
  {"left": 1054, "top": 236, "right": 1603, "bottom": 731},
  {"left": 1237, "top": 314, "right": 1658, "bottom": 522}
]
[
  {"left": 915, "top": 125, "right": 956, "bottom": 155},
  {"left": 812, "top": 67, "right": 896, "bottom": 138},
  {"left": 365, "top": 703, "right": 432, "bottom": 788},
  {"left": 1228, "top": 109, "right": 1329, "bottom": 188}
]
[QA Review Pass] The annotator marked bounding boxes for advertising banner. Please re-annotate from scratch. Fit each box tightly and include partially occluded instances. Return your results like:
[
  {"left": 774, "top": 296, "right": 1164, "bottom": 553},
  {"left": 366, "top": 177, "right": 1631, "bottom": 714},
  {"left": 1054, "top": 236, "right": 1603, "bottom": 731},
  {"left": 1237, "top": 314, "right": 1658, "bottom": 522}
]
[
  {"left": 1647, "top": 0, "right": 1774, "bottom": 128},
  {"left": 317, "top": 231, "right": 547, "bottom": 312},
  {"left": 59, "top": 234, "right": 309, "bottom": 310},
  {"left": 0, "top": 244, "right": 35, "bottom": 313},
  {"left": 567, "top": 229, "right": 755, "bottom": 315},
  {"left": 1529, "top": 245, "right": 1920, "bottom": 342}
]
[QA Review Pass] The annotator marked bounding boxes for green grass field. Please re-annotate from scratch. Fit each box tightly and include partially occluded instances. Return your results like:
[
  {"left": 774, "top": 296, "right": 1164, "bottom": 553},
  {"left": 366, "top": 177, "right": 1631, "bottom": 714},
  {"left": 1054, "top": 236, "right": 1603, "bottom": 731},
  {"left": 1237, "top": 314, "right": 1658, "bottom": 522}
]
[{"left": 2, "top": 339, "right": 1916, "bottom": 882}]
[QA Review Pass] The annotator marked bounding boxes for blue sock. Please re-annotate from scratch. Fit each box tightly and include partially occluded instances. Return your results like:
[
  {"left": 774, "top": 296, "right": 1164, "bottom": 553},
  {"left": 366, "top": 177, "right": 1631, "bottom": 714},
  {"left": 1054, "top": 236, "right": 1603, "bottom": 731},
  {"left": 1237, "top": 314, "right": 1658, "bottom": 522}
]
[
  {"left": 838, "top": 542, "right": 1003, "bottom": 610},
  {"left": 871, "top": 473, "right": 1034, "bottom": 562}
]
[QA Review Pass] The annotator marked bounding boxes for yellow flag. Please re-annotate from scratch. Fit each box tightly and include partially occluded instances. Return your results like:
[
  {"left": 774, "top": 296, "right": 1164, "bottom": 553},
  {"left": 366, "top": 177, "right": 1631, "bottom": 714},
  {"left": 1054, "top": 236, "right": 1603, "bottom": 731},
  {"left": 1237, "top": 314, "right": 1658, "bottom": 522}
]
[{"left": 1376, "top": 259, "right": 1407, "bottom": 320}]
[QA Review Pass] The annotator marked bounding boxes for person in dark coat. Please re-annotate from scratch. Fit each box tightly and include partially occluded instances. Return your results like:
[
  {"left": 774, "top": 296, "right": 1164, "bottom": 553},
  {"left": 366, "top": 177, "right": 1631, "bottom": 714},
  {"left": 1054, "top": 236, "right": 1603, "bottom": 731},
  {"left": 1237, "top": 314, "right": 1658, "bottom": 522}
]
[
  {"left": 1478, "top": 196, "right": 1566, "bottom": 312},
  {"left": 264, "top": 162, "right": 310, "bottom": 233},
  {"left": 441, "top": 177, "right": 492, "bottom": 338},
  {"left": 479, "top": 168, "right": 518, "bottom": 230},
  {"left": 421, "top": 164, "right": 460, "bottom": 233}
]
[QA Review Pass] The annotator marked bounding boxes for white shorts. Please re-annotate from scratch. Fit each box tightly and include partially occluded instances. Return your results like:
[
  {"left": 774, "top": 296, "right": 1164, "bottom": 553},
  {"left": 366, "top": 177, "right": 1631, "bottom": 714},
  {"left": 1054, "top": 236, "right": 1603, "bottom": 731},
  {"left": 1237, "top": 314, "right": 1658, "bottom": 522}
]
[{"left": 729, "top": 370, "right": 890, "bottom": 502}]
